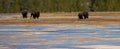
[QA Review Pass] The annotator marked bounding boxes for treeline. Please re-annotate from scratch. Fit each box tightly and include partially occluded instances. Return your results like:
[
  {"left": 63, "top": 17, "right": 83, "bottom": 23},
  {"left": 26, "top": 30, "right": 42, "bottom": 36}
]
[
  {"left": 0, "top": 0, "right": 120, "bottom": 13},
  {"left": 91, "top": 0, "right": 120, "bottom": 12}
]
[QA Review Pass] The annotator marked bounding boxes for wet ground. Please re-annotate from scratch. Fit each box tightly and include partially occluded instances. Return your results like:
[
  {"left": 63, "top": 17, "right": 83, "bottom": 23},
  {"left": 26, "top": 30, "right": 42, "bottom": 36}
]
[{"left": 0, "top": 25, "right": 120, "bottom": 49}]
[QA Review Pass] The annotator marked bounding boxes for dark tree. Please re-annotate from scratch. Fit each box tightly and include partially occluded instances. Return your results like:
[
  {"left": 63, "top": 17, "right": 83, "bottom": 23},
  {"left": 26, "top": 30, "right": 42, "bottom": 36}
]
[{"left": 90, "top": 0, "right": 96, "bottom": 12}]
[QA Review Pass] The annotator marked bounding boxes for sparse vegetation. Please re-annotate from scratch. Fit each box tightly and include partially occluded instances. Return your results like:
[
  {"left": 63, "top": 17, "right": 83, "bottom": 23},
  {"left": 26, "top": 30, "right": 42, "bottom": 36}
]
[{"left": 0, "top": 0, "right": 120, "bottom": 13}]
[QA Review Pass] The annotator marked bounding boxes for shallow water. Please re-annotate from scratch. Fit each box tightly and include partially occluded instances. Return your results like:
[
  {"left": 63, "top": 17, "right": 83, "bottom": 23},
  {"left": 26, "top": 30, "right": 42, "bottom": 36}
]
[{"left": 0, "top": 25, "right": 120, "bottom": 49}]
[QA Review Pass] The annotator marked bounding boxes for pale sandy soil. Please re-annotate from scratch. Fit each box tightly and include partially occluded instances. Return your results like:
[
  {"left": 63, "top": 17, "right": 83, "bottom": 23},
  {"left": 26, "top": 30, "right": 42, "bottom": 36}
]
[
  {"left": 75, "top": 45, "right": 120, "bottom": 49},
  {"left": 0, "top": 12, "right": 120, "bottom": 26}
]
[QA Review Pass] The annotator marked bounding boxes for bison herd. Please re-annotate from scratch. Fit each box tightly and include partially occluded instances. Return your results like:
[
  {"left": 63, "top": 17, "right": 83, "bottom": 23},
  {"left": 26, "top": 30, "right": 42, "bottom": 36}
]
[
  {"left": 21, "top": 9, "right": 89, "bottom": 20},
  {"left": 21, "top": 9, "right": 40, "bottom": 19}
]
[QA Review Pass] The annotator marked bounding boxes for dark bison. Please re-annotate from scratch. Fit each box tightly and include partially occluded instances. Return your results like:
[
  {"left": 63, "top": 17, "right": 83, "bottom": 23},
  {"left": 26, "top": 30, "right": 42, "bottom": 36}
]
[
  {"left": 78, "top": 11, "right": 89, "bottom": 19},
  {"left": 31, "top": 10, "right": 40, "bottom": 19},
  {"left": 83, "top": 11, "right": 89, "bottom": 19},
  {"left": 78, "top": 12, "right": 83, "bottom": 19},
  {"left": 21, "top": 8, "right": 28, "bottom": 19}
]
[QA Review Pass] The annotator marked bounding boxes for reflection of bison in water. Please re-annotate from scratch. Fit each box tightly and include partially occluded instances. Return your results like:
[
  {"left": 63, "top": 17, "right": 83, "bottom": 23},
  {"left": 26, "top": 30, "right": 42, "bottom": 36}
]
[
  {"left": 21, "top": 10, "right": 28, "bottom": 18},
  {"left": 78, "top": 11, "right": 89, "bottom": 19},
  {"left": 31, "top": 10, "right": 40, "bottom": 19}
]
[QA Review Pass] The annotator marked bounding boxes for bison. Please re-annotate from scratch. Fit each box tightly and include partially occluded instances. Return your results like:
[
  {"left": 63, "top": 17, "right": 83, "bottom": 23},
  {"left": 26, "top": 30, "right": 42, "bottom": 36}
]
[
  {"left": 83, "top": 11, "right": 89, "bottom": 19},
  {"left": 78, "top": 12, "right": 83, "bottom": 19},
  {"left": 78, "top": 11, "right": 89, "bottom": 20},
  {"left": 31, "top": 9, "right": 40, "bottom": 19},
  {"left": 22, "top": 9, "right": 28, "bottom": 18}
]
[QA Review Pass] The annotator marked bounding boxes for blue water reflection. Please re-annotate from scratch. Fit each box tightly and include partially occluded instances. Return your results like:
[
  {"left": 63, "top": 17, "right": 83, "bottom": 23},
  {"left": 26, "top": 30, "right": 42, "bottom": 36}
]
[{"left": 0, "top": 25, "right": 120, "bottom": 49}]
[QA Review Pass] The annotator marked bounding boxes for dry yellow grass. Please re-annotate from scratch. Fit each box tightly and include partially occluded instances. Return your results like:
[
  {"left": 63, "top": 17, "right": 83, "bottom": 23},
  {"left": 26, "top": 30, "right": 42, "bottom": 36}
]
[{"left": 0, "top": 12, "right": 120, "bottom": 26}]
